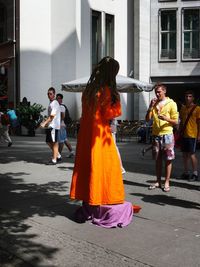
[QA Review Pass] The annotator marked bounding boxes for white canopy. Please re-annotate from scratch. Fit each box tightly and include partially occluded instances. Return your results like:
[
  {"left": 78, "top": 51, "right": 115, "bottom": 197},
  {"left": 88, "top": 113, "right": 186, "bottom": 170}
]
[{"left": 62, "top": 75, "right": 153, "bottom": 93}]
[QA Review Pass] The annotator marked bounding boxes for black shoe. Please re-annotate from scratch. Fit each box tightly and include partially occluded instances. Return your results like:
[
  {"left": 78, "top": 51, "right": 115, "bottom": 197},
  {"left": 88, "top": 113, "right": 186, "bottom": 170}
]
[
  {"left": 188, "top": 174, "right": 198, "bottom": 182},
  {"left": 46, "top": 160, "right": 56, "bottom": 165},
  {"left": 57, "top": 157, "right": 62, "bottom": 162},
  {"left": 178, "top": 173, "right": 190, "bottom": 180},
  {"left": 8, "top": 142, "right": 12, "bottom": 147},
  {"left": 67, "top": 152, "right": 74, "bottom": 158}
]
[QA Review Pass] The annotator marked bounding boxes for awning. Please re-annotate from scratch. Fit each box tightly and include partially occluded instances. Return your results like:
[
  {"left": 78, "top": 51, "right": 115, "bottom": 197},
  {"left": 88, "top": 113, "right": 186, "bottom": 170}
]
[{"left": 62, "top": 75, "right": 153, "bottom": 93}]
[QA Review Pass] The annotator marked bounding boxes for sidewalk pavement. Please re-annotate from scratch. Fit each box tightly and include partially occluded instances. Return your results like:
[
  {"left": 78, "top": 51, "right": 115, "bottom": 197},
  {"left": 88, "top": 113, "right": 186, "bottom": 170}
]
[{"left": 0, "top": 134, "right": 200, "bottom": 267}]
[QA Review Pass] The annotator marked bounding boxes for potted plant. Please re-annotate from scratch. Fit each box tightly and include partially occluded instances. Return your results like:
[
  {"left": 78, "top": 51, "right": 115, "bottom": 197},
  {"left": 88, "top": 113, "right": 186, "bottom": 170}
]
[{"left": 16, "top": 98, "right": 46, "bottom": 136}]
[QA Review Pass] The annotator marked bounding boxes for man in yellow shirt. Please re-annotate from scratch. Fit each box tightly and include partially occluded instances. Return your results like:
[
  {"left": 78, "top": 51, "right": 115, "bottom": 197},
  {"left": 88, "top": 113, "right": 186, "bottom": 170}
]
[
  {"left": 146, "top": 83, "right": 178, "bottom": 192},
  {"left": 179, "top": 90, "right": 200, "bottom": 182}
]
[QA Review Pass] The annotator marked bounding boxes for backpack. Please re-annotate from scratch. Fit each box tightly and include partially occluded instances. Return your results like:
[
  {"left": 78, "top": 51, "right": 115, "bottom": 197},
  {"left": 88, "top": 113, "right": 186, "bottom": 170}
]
[
  {"left": 61, "top": 104, "right": 72, "bottom": 125},
  {"left": 1, "top": 113, "right": 10, "bottom": 125}
]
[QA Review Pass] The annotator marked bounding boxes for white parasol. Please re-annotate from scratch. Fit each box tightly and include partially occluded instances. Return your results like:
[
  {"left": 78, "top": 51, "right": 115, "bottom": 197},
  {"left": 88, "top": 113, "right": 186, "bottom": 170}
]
[{"left": 62, "top": 75, "right": 153, "bottom": 93}]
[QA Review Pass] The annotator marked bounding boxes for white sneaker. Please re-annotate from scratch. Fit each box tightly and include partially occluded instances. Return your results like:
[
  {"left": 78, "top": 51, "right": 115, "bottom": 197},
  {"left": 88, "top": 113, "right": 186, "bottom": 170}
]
[{"left": 122, "top": 167, "right": 126, "bottom": 174}]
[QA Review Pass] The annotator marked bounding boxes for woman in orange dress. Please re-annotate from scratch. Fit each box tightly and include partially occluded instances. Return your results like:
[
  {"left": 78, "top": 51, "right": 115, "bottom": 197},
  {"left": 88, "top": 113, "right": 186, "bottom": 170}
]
[{"left": 70, "top": 57, "right": 133, "bottom": 228}]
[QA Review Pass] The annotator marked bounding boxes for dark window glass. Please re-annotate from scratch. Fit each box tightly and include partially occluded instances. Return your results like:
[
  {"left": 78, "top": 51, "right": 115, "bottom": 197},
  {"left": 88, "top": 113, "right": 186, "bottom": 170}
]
[
  {"left": 184, "top": 9, "right": 199, "bottom": 30},
  {"left": 160, "top": 10, "right": 177, "bottom": 60},
  {"left": 92, "top": 11, "right": 101, "bottom": 69},
  {"left": 105, "top": 14, "right": 114, "bottom": 58},
  {"left": 92, "top": 11, "right": 114, "bottom": 69},
  {"left": 183, "top": 9, "right": 200, "bottom": 59},
  {"left": 0, "top": 3, "right": 7, "bottom": 43}
]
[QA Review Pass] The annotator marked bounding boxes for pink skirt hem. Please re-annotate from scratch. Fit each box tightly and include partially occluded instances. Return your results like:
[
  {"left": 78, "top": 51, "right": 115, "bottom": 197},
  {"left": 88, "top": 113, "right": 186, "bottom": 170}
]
[{"left": 74, "top": 201, "right": 133, "bottom": 228}]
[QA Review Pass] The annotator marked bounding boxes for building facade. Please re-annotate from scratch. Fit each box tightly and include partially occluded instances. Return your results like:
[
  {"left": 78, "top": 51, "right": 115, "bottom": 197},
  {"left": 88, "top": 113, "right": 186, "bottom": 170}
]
[
  {"left": 150, "top": 0, "right": 200, "bottom": 104},
  {"left": 0, "top": 0, "right": 199, "bottom": 121}
]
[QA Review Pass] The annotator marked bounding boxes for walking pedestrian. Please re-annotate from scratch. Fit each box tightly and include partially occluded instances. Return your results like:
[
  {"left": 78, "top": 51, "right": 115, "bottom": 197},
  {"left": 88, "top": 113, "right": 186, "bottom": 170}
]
[
  {"left": 0, "top": 105, "right": 12, "bottom": 147},
  {"left": 7, "top": 102, "right": 20, "bottom": 135},
  {"left": 70, "top": 56, "right": 133, "bottom": 227},
  {"left": 110, "top": 118, "right": 126, "bottom": 174},
  {"left": 179, "top": 90, "right": 200, "bottom": 181},
  {"left": 56, "top": 93, "right": 74, "bottom": 159},
  {"left": 146, "top": 83, "right": 178, "bottom": 192},
  {"left": 40, "top": 87, "right": 61, "bottom": 165}
]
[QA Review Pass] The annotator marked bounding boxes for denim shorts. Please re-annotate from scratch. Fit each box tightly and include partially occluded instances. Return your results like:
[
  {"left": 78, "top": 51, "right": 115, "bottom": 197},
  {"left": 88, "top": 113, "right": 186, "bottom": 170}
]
[
  {"left": 152, "top": 134, "right": 175, "bottom": 161},
  {"left": 57, "top": 127, "right": 67, "bottom": 143}
]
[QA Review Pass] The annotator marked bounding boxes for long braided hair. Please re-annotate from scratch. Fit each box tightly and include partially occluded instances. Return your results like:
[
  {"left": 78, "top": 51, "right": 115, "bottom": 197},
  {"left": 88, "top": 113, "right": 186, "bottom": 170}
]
[{"left": 83, "top": 56, "right": 120, "bottom": 111}]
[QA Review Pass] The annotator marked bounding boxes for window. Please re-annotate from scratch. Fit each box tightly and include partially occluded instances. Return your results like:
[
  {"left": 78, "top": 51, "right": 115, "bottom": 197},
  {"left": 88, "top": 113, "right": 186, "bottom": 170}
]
[
  {"left": 105, "top": 14, "right": 114, "bottom": 58},
  {"left": 159, "top": 9, "right": 177, "bottom": 61},
  {"left": 92, "top": 10, "right": 114, "bottom": 69},
  {"left": 0, "top": 4, "right": 7, "bottom": 43},
  {"left": 182, "top": 8, "right": 200, "bottom": 60},
  {"left": 92, "top": 11, "right": 101, "bottom": 69}
]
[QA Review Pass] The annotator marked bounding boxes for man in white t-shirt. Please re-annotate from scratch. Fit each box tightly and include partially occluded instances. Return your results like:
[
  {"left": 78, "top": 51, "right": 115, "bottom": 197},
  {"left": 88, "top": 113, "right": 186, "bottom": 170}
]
[{"left": 40, "top": 87, "right": 61, "bottom": 165}]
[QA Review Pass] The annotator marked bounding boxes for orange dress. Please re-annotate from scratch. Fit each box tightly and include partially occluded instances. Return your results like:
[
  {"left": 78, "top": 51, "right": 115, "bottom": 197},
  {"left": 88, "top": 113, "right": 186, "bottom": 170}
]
[{"left": 70, "top": 86, "right": 125, "bottom": 205}]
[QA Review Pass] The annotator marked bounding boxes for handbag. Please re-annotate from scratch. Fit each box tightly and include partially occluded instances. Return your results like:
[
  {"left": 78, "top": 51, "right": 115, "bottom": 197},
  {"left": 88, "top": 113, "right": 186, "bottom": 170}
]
[{"left": 174, "top": 105, "right": 197, "bottom": 148}]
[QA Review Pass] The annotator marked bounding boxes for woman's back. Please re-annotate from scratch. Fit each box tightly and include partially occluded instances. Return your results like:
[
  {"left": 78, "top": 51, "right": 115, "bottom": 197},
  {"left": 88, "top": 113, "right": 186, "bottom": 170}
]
[{"left": 70, "top": 86, "right": 124, "bottom": 205}]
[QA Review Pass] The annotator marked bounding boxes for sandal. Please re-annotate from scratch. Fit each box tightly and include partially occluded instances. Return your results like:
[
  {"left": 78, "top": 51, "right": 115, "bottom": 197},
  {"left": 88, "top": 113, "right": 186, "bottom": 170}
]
[
  {"left": 163, "top": 186, "right": 170, "bottom": 192},
  {"left": 148, "top": 183, "right": 161, "bottom": 190}
]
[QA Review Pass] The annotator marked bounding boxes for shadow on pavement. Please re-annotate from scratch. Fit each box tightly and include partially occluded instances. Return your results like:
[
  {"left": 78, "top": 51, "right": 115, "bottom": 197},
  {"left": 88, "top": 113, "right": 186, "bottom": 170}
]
[
  {"left": 0, "top": 138, "right": 75, "bottom": 166},
  {"left": 132, "top": 192, "right": 200, "bottom": 210},
  {"left": 0, "top": 172, "right": 79, "bottom": 267}
]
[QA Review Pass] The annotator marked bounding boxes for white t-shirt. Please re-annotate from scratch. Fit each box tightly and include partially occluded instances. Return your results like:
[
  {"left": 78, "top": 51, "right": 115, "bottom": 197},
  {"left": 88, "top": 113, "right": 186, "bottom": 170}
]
[{"left": 48, "top": 100, "right": 61, "bottom": 129}]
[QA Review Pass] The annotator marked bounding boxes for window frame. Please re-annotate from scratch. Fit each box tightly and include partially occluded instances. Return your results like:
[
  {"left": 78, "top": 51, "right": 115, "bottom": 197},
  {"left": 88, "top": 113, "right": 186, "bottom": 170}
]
[
  {"left": 91, "top": 10, "right": 114, "bottom": 70},
  {"left": 158, "top": 8, "right": 178, "bottom": 62},
  {"left": 181, "top": 7, "right": 200, "bottom": 62}
]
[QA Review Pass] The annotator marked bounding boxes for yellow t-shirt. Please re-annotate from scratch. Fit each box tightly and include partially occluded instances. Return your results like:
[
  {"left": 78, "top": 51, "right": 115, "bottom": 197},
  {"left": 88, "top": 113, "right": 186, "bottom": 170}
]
[
  {"left": 152, "top": 97, "right": 178, "bottom": 136},
  {"left": 180, "top": 105, "right": 200, "bottom": 138}
]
